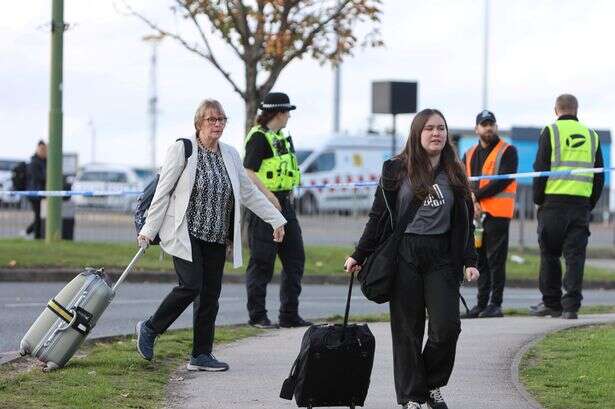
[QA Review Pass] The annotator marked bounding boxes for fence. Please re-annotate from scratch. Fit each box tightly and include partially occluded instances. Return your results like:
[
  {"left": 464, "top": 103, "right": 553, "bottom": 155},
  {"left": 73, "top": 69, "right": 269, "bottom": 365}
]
[{"left": 1, "top": 168, "right": 614, "bottom": 248}]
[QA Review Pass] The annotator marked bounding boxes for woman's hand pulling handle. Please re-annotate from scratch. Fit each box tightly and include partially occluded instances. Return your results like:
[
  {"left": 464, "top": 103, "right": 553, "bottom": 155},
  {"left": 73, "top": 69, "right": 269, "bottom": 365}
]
[
  {"left": 273, "top": 225, "right": 285, "bottom": 243},
  {"left": 137, "top": 234, "right": 152, "bottom": 249},
  {"left": 344, "top": 256, "right": 362, "bottom": 274},
  {"left": 464, "top": 267, "right": 480, "bottom": 282}
]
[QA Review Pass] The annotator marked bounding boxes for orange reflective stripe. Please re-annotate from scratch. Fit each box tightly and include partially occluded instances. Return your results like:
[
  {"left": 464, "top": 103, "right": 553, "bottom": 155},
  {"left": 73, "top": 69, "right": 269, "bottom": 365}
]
[
  {"left": 465, "top": 145, "right": 478, "bottom": 177},
  {"left": 466, "top": 140, "right": 517, "bottom": 219}
]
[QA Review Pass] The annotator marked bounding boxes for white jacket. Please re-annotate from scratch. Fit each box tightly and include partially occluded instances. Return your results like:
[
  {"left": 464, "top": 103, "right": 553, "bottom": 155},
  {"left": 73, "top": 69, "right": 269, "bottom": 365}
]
[{"left": 139, "top": 136, "right": 287, "bottom": 267}]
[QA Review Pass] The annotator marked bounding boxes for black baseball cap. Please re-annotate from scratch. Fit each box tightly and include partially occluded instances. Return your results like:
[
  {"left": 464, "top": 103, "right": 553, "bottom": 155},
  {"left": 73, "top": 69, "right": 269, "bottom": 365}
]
[{"left": 476, "top": 110, "right": 496, "bottom": 125}]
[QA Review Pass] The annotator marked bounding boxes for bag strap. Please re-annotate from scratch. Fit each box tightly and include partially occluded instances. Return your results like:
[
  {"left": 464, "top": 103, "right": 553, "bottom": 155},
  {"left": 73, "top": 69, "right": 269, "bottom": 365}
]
[
  {"left": 166, "top": 138, "right": 193, "bottom": 196},
  {"left": 177, "top": 138, "right": 193, "bottom": 160},
  {"left": 394, "top": 196, "right": 422, "bottom": 235}
]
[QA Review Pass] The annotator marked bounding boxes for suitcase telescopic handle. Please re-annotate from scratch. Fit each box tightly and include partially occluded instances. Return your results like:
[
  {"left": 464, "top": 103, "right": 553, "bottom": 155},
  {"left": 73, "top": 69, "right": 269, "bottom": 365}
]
[
  {"left": 112, "top": 247, "right": 146, "bottom": 293},
  {"left": 342, "top": 271, "right": 354, "bottom": 330}
]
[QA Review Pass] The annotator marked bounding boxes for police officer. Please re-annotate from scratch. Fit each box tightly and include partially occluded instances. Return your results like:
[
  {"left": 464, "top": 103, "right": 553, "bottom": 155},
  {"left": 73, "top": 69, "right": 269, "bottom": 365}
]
[
  {"left": 462, "top": 110, "right": 518, "bottom": 318},
  {"left": 243, "top": 92, "right": 311, "bottom": 329},
  {"left": 530, "top": 94, "right": 604, "bottom": 320}
]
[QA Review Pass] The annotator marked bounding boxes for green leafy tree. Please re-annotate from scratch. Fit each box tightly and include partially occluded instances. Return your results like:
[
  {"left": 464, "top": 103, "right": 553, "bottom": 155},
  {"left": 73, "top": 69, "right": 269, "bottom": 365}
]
[{"left": 126, "top": 0, "right": 383, "bottom": 133}]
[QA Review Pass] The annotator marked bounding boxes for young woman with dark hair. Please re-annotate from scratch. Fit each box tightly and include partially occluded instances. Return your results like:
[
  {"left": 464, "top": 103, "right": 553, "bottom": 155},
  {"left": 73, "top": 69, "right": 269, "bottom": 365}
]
[{"left": 345, "top": 109, "right": 480, "bottom": 409}]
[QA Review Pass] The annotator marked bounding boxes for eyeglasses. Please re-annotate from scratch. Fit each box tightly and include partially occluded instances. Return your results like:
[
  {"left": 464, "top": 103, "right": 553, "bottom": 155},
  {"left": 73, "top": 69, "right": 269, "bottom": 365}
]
[{"left": 204, "top": 116, "right": 228, "bottom": 125}]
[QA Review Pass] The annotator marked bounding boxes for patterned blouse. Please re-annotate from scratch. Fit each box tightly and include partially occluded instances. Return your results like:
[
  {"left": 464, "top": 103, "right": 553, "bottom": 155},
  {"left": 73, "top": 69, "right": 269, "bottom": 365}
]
[{"left": 186, "top": 145, "right": 234, "bottom": 244}]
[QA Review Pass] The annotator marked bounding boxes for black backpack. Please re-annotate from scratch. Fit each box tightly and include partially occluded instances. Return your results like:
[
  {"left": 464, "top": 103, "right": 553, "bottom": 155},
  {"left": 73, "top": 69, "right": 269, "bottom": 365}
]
[
  {"left": 11, "top": 161, "right": 28, "bottom": 191},
  {"left": 134, "top": 138, "right": 192, "bottom": 245}
]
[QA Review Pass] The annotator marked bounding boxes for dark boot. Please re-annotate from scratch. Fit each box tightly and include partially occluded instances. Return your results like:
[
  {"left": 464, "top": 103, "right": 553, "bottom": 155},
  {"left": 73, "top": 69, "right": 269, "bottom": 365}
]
[{"left": 529, "top": 303, "right": 562, "bottom": 317}]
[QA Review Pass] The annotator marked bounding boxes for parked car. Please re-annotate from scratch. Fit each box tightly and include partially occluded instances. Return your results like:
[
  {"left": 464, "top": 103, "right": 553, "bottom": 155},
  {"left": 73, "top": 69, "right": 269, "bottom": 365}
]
[
  {"left": 295, "top": 133, "right": 405, "bottom": 214},
  {"left": 0, "top": 159, "right": 24, "bottom": 206},
  {"left": 71, "top": 164, "right": 143, "bottom": 211}
]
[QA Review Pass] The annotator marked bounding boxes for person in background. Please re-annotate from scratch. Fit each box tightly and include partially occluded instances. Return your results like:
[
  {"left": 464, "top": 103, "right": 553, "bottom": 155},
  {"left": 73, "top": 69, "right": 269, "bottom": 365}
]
[
  {"left": 530, "top": 94, "right": 604, "bottom": 320},
  {"left": 26, "top": 140, "right": 47, "bottom": 239},
  {"left": 345, "top": 109, "right": 479, "bottom": 409},
  {"left": 462, "top": 111, "right": 518, "bottom": 318}
]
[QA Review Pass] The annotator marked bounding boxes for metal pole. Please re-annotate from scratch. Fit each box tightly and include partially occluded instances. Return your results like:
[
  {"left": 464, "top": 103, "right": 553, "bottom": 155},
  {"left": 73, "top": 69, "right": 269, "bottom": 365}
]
[
  {"left": 88, "top": 119, "right": 96, "bottom": 163},
  {"left": 333, "top": 2, "right": 341, "bottom": 134},
  {"left": 391, "top": 113, "right": 397, "bottom": 157},
  {"left": 482, "top": 0, "right": 489, "bottom": 109},
  {"left": 143, "top": 35, "right": 163, "bottom": 171},
  {"left": 519, "top": 188, "right": 525, "bottom": 250},
  {"left": 333, "top": 64, "right": 341, "bottom": 133},
  {"left": 149, "top": 43, "right": 158, "bottom": 171},
  {"left": 45, "top": 0, "right": 64, "bottom": 243}
]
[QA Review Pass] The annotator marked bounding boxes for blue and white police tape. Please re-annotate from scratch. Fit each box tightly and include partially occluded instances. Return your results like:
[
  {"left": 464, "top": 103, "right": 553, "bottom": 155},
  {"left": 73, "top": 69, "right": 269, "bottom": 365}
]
[{"left": 1, "top": 167, "right": 612, "bottom": 197}]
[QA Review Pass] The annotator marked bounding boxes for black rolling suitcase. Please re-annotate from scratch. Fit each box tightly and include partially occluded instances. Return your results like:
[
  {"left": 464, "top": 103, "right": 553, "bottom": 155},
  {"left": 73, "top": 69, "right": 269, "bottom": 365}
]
[{"left": 280, "top": 272, "right": 375, "bottom": 408}]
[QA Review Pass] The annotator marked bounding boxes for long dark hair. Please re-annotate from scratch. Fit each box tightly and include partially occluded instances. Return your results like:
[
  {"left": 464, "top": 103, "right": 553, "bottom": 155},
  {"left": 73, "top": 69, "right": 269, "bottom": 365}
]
[{"left": 396, "top": 108, "right": 470, "bottom": 200}]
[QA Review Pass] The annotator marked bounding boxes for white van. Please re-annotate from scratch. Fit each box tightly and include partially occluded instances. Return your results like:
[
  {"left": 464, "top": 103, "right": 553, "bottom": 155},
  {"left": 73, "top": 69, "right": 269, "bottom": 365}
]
[{"left": 295, "top": 133, "right": 405, "bottom": 214}]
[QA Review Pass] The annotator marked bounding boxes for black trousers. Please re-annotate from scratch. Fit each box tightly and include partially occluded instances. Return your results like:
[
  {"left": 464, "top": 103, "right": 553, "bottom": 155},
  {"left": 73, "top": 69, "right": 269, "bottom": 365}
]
[
  {"left": 476, "top": 215, "right": 510, "bottom": 307},
  {"left": 147, "top": 236, "right": 226, "bottom": 357},
  {"left": 26, "top": 198, "right": 42, "bottom": 239},
  {"left": 390, "top": 234, "right": 461, "bottom": 404},
  {"left": 245, "top": 194, "right": 305, "bottom": 321},
  {"left": 537, "top": 204, "right": 590, "bottom": 312}
]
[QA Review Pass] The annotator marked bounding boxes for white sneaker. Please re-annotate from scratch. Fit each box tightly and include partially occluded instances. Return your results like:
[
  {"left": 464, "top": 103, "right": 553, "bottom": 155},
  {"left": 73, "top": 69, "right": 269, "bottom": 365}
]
[{"left": 403, "top": 402, "right": 422, "bottom": 409}]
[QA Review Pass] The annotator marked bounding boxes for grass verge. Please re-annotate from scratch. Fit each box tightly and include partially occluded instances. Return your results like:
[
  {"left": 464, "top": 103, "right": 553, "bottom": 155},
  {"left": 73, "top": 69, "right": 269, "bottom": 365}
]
[
  {"left": 0, "top": 239, "right": 350, "bottom": 276},
  {"left": 520, "top": 324, "right": 615, "bottom": 409},
  {"left": 0, "top": 325, "right": 261, "bottom": 409},
  {"left": 1, "top": 239, "right": 614, "bottom": 282},
  {"left": 328, "top": 305, "right": 615, "bottom": 323}
]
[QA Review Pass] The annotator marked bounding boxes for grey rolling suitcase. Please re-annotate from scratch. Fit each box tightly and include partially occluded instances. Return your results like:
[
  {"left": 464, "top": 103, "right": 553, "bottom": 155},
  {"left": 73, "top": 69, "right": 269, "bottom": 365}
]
[{"left": 19, "top": 248, "right": 145, "bottom": 371}]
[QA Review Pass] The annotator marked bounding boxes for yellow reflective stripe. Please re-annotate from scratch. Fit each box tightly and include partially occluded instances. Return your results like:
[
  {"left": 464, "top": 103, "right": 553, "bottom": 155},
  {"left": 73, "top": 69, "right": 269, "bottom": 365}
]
[{"left": 47, "top": 299, "right": 73, "bottom": 323}]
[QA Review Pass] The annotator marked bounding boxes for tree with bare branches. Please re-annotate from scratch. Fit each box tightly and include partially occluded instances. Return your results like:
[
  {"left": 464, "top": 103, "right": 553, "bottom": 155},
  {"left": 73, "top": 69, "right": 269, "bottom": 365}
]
[{"left": 125, "top": 0, "right": 383, "bottom": 133}]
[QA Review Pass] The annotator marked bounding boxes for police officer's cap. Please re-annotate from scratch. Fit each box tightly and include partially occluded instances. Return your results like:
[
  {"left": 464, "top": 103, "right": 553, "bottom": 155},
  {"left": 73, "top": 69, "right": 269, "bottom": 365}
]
[
  {"left": 476, "top": 110, "right": 496, "bottom": 125},
  {"left": 259, "top": 92, "right": 296, "bottom": 112}
]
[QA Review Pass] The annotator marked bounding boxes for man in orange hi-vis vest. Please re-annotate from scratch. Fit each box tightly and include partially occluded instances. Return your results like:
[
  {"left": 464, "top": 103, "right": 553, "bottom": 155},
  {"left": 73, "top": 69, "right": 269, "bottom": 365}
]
[{"left": 462, "top": 110, "right": 518, "bottom": 318}]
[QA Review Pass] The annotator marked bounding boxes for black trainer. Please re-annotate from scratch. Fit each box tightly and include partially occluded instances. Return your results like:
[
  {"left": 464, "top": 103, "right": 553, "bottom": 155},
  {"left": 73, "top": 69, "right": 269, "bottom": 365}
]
[
  {"left": 426, "top": 388, "right": 448, "bottom": 409},
  {"left": 478, "top": 304, "right": 503, "bottom": 318},
  {"left": 279, "top": 315, "right": 312, "bottom": 328},
  {"left": 461, "top": 305, "right": 484, "bottom": 319},
  {"left": 529, "top": 303, "right": 562, "bottom": 317},
  {"left": 562, "top": 311, "right": 578, "bottom": 319},
  {"left": 248, "top": 316, "right": 279, "bottom": 329},
  {"left": 187, "top": 353, "right": 229, "bottom": 372}
]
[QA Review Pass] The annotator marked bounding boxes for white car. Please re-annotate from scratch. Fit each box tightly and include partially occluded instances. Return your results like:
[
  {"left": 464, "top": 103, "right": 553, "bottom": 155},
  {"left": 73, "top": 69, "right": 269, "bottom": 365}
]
[
  {"left": 0, "top": 159, "right": 24, "bottom": 205},
  {"left": 71, "top": 164, "right": 143, "bottom": 211}
]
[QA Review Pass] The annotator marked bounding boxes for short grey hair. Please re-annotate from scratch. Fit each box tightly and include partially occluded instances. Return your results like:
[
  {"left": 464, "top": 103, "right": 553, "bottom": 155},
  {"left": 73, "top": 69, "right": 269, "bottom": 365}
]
[
  {"left": 194, "top": 99, "right": 225, "bottom": 130},
  {"left": 555, "top": 94, "right": 578, "bottom": 114}
]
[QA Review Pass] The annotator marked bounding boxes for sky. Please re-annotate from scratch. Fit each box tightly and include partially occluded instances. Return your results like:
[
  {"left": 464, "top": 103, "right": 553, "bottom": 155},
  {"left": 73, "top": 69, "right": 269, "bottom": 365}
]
[{"left": 1, "top": 0, "right": 614, "bottom": 168}]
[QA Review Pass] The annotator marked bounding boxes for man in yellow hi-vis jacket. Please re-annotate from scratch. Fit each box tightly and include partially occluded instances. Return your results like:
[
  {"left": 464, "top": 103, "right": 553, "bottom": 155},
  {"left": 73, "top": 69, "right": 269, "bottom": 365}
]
[{"left": 530, "top": 94, "right": 604, "bottom": 319}]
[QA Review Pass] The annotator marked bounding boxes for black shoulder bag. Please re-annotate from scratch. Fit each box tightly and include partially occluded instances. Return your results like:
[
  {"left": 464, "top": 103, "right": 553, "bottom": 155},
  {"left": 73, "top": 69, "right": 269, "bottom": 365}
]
[{"left": 357, "top": 185, "right": 422, "bottom": 304}]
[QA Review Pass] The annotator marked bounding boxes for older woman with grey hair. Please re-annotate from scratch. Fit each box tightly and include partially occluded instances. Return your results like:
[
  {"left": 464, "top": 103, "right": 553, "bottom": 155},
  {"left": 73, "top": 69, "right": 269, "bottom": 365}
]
[{"left": 135, "top": 99, "right": 286, "bottom": 371}]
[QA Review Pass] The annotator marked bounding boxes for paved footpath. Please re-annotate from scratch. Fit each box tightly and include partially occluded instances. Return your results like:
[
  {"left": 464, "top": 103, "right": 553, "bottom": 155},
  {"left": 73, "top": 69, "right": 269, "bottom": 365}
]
[{"left": 166, "top": 314, "right": 615, "bottom": 409}]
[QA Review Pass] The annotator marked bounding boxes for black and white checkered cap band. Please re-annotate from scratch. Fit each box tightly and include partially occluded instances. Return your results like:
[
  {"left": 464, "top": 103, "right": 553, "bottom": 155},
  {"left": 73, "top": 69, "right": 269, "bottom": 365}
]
[{"left": 260, "top": 103, "right": 295, "bottom": 109}]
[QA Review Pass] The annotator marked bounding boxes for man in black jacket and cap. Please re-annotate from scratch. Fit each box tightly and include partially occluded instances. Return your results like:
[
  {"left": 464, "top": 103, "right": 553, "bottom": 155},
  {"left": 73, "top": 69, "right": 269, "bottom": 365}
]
[{"left": 26, "top": 140, "right": 47, "bottom": 239}]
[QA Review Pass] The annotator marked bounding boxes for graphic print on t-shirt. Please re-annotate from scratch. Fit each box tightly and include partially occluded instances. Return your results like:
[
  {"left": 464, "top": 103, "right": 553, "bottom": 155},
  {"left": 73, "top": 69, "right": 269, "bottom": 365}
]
[{"left": 423, "top": 183, "right": 446, "bottom": 207}]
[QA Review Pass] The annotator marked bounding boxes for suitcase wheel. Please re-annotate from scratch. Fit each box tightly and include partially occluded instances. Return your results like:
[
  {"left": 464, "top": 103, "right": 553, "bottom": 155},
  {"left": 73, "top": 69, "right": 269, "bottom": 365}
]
[{"left": 43, "top": 361, "right": 60, "bottom": 372}]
